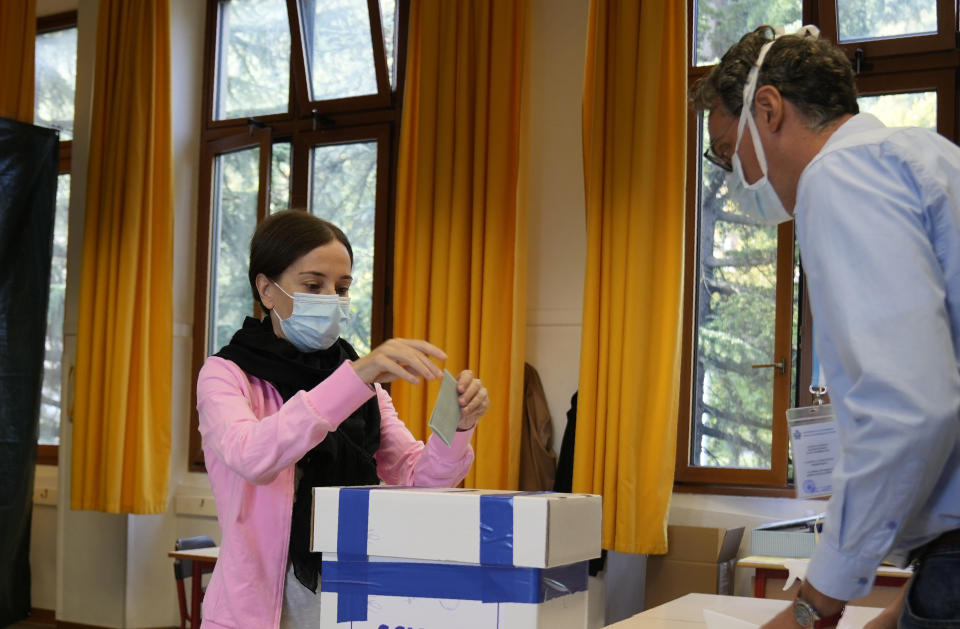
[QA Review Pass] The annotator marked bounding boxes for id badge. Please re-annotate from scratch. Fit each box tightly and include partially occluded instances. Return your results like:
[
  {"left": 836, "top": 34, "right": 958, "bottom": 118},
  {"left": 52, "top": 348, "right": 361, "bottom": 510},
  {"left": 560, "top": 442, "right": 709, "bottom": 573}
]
[{"left": 786, "top": 402, "right": 838, "bottom": 499}]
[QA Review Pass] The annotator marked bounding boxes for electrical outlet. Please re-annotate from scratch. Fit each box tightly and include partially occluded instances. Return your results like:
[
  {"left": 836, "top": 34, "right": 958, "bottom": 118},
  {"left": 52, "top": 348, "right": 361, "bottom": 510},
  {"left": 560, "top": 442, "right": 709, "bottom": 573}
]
[{"left": 33, "top": 486, "right": 58, "bottom": 505}]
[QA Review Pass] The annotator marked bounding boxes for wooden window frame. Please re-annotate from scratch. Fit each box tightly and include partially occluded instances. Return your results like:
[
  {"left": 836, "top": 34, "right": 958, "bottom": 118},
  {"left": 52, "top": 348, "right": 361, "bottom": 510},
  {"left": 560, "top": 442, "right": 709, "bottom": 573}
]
[
  {"left": 819, "top": 0, "right": 956, "bottom": 59},
  {"left": 678, "top": 0, "right": 960, "bottom": 496},
  {"left": 188, "top": 0, "right": 409, "bottom": 471},
  {"left": 35, "top": 10, "right": 79, "bottom": 467}
]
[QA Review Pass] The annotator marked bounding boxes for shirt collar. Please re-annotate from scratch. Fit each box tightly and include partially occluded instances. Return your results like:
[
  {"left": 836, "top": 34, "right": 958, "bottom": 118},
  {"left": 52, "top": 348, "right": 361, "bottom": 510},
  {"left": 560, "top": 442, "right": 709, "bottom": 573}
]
[{"left": 820, "top": 112, "right": 886, "bottom": 152}]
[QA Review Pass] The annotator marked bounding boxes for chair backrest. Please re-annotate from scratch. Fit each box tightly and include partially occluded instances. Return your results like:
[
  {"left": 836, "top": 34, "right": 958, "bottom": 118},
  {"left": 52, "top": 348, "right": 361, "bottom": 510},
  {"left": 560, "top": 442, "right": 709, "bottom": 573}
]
[{"left": 173, "top": 536, "right": 216, "bottom": 581}]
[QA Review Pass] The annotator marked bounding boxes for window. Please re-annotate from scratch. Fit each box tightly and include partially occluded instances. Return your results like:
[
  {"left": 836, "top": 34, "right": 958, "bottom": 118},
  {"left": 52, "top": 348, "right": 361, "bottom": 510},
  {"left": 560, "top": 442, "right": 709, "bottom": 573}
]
[
  {"left": 34, "top": 11, "right": 79, "bottom": 466},
  {"left": 189, "top": 0, "right": 406, "bottom": 470},
  {"left": 677, "top": 0, "right": 959, "bottom": 492}
]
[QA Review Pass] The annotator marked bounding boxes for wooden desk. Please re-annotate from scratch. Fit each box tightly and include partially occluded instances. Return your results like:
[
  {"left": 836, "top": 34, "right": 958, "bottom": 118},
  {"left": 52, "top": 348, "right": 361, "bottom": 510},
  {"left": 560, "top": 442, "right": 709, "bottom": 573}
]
[
  {"left": 169, "top": 546, "right": 219, "bottom": 626},
  {"left": 737, "top": 555, "right": 911, "bottom": 598},
  {"left": 606, "top": 593, "right": 883, "bottom": 628}
]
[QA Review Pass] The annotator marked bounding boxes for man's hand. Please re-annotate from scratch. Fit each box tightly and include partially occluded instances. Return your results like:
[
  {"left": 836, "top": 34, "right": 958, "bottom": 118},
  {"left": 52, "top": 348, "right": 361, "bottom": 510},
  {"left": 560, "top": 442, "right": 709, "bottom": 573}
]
[
  {"left": 760, "top": 581, "right": 845, "bottom": 629},
  {"left": 760, "top": 605, "right": 803, "bottom": 629},
  {"left": 863, "top": 583, "right": 906, "bottom": 629}
]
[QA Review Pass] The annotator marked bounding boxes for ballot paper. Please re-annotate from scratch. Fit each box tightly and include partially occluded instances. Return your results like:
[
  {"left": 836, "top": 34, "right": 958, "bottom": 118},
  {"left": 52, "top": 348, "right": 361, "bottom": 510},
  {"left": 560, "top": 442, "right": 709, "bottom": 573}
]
[
  {"left": 782, "top": 558, "right": 810, "bottom": 590},
  {"left": 428, "top": 369, "right": 461, "bottom": 446}
]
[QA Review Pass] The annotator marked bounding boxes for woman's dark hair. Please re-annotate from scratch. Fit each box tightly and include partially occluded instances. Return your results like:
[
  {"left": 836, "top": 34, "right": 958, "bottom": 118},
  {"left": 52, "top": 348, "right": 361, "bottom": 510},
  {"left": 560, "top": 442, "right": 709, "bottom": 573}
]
[{"left": 248, "top": 209, "right": 353, "bottom": 309}]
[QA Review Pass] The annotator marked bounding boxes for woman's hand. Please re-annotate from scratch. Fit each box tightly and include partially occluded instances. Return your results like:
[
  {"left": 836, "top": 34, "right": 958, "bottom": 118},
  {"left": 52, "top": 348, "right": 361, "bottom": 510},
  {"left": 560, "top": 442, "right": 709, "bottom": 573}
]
[
  {"left": 455, "top": 370, "right": 489, "bottom": 431},
  {"left": 351, "top": 339, "right": 447, "bottom": 384}
]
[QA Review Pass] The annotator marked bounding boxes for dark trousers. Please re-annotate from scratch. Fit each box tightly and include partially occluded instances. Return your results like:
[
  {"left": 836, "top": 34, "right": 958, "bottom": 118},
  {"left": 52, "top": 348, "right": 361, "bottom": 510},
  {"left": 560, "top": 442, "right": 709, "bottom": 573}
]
[{"left": 899, "top": 533, "right": 960, "bottom": 627}]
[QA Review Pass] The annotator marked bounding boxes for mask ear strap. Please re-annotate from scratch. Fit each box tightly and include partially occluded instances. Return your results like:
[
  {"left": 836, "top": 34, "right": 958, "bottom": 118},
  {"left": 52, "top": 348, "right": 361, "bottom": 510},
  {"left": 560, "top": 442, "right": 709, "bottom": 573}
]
[
  {"left": 735, "top": 40, "right": 775, "bottom": 173},
  {"left": 273, "top": 281, "right": 294, "bottom": 300}
]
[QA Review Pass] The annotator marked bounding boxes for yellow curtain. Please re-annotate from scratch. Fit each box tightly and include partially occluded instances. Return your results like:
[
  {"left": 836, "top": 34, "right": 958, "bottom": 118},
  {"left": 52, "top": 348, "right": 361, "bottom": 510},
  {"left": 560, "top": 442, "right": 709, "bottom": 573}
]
[
  {"left": 0, "top": 0, "right": 37, "bottom": 121},
  {"left": 574, "top": 0, "right": 687, "bottom": 554},
  {"left": 72, "top": 0, "right": 173, "bottom": 514},
  {"left": 393, "top": 0, "right": 529, "bottom": 490}
]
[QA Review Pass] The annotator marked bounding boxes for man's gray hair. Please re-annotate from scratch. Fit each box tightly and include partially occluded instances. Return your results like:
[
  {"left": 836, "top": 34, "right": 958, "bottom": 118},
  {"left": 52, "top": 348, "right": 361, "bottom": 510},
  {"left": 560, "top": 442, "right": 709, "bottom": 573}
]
[{"left": 691, "top": 26, "right": 859, "bottom": 132}]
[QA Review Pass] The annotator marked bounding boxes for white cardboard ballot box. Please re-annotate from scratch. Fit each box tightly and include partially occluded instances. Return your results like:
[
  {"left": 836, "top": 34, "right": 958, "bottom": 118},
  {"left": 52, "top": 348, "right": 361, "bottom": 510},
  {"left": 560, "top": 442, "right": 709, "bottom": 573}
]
[{"left": 311, "top": 487, "right": 602, "bottom": 629}]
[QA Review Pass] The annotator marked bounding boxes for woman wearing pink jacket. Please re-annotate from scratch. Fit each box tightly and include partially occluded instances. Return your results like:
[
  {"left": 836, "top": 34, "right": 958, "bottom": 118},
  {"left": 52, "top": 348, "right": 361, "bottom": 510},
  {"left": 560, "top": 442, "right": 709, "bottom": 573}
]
[{"left": 196, "top": 210, "right": 488, "bottom": 629}]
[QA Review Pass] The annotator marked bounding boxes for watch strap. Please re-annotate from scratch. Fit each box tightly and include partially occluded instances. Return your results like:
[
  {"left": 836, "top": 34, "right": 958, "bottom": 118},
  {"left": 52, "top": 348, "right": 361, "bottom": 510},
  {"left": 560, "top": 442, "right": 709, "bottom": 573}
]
[{"left": 813, "top": 608, "right": 843, "bottom": 628}]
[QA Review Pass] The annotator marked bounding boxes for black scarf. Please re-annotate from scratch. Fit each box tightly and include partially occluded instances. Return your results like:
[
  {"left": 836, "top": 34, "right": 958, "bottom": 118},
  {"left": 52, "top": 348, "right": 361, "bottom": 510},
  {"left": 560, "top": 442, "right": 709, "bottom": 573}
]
[{"left": 216, "top": 316, "right": 381, "bottom": 593}]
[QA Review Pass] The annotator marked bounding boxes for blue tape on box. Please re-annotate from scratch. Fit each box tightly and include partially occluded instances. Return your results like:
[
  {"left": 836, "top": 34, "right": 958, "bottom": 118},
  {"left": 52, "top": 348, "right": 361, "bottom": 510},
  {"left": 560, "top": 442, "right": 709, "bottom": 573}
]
[
  {"left": 336, "top": 488, "right": 371, "bottom": 621},
  {"left": 331, "top": 488, "right": 562, "bottom": 623},
  {"left": 323, "top": 559, "right": 589, "bottom": 621},
  {"left": 479, "top": 494, "right": 515, "bottom": 565}
]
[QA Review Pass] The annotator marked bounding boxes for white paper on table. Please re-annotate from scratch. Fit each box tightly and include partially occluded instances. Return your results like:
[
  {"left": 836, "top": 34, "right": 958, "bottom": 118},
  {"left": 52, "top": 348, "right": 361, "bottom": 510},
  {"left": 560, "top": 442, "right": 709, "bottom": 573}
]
[
  {"left": 703, "top": 609, "right": 760, "bottom": 629},
  {"left": 782, "top": 558, "right": 810, "bottom": 591}
]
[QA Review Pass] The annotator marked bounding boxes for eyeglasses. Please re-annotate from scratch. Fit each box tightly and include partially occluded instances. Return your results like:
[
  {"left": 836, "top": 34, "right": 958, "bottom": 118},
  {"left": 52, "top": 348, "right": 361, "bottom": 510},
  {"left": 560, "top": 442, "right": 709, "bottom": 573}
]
[{"left": 703, "top": 116, "right": 736, "bottom": 173}]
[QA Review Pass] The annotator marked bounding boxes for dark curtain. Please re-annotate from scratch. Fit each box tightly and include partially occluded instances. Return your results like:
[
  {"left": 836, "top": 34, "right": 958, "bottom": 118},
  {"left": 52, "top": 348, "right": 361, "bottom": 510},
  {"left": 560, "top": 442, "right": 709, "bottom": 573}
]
[{"left": 0, "top": 117, "right": 59, "bottom": 626}]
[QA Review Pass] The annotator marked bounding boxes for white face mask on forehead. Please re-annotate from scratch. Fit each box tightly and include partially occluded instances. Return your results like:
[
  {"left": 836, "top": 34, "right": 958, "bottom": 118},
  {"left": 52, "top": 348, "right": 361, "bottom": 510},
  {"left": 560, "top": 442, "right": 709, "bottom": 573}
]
[{"left": 726, "top": 25, "right": 820, "bottom": 226}]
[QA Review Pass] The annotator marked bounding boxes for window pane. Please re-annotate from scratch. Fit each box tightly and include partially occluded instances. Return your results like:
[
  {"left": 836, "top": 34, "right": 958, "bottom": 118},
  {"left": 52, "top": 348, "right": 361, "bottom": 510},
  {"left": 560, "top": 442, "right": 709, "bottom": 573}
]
[
  {"left": 299, "top": 0, "right": 378, "bottom": 100},
  {"left": 694, "top": 0, "right": 800, "bottom": 67},
  {"left": 39, "top": 174, "right": 71, "bottom": 445},
  {"left": 838, "top": 0, "right": 937, "bottom": 43},
  {"left": 692, "top": 115, "right": 778, "bottom": 468},
  {"left": 215, "top": 0, "right": 291, "bottom": 120},
  {"left": 858, "top": 91, "right": 936, "bottom": 130},
  {"left": 271, "top": 141, "right": 292, "bottom": 213},
  {"left": 35, "top": 27, "right": 77, "bottom": 140},
  {"left": 379, "top": 0, "right": 397, "bottom": 89},
  {"left": 210, "top": 147, "right": 260, "bottom": 354},
  {"left": 310, "top": 142, "right": 377, "bottom": 354}
]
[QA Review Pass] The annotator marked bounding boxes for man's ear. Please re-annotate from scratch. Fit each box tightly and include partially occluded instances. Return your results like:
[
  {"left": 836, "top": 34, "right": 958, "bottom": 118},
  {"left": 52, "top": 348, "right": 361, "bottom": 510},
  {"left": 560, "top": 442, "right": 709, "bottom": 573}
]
[
  {"left": 753, "top": 85, "right": 785, "bottom": 133},
  {"left": 256, "top": 273, "right": 275, "bottom": 311}
]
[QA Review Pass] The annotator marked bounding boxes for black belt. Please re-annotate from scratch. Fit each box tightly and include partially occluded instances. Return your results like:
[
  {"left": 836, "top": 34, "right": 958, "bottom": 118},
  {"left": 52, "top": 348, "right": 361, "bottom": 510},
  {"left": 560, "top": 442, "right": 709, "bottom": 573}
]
[
  {"left": 913, "top": 528, "right": 960, "bottom": 563},
  {"left": 927, "top": 528, "right": 960, "bottom": 549}
]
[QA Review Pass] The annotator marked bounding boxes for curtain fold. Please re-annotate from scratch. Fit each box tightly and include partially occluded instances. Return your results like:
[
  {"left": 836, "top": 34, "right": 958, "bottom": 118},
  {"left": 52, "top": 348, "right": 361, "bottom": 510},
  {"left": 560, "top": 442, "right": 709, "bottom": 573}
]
[
  {"left": 574, "top": 0, "right": 687, "bottom": 554},
  {"left": 0, "top": 0, "right": 37, "bottom": 121},
  {"left": 72, "top": 0, "right": 173, "bottom": 514},
  {"left": 393, "top": 0, "right": 529, "bottom": 490}
]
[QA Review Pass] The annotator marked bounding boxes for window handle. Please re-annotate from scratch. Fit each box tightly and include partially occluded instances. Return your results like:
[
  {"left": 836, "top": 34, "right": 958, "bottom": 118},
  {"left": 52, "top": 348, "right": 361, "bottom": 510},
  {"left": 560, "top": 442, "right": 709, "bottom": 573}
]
[{"left": 751, "top": 359, "right": 786, "bottom": 374}]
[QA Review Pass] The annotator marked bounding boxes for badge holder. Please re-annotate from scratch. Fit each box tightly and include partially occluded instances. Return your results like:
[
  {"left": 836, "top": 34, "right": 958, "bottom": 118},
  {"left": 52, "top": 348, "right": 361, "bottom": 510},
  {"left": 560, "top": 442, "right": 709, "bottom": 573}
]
[{"left": 786, "top": 385, "right": 839, "bottom": 499}]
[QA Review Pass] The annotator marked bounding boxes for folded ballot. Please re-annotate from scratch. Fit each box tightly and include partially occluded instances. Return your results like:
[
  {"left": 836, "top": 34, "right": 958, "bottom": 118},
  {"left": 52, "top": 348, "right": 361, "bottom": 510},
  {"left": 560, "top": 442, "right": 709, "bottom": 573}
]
[
  {"left": 428, "top": 369, "right": 461, "bottom": 446},
  {"left": 311, "top": 486, "right": 602, "bottom": 628}
]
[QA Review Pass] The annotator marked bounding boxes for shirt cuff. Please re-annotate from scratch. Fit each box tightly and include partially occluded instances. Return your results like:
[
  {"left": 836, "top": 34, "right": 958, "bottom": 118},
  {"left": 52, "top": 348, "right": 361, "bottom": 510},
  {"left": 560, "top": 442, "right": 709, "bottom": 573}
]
[
  {"left": 806, "top": 537, "right": 883, "bottom": 601},
  {"left": 301, "top": 361, "right": 375, "bottom": 427},
  {"left": 428, "top": 427, "right": 474, "bottom": 453}
]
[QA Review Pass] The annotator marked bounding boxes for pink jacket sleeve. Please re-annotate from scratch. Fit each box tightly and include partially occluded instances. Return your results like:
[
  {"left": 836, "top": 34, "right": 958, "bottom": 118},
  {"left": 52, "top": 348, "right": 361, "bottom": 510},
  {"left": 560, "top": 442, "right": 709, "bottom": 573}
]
[
  {"left": 373, "top": 384, "right": 475, "bottom": 487},
  {"left": 197, "top": 357, "right": 375, "bottom": 485}
]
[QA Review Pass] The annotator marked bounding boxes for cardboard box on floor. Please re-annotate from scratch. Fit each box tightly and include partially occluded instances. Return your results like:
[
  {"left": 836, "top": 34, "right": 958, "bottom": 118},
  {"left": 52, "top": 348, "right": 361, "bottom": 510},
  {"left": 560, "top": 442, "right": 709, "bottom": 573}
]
[{"left": 645, "top": 525, "right": 745, "bottom": 608}]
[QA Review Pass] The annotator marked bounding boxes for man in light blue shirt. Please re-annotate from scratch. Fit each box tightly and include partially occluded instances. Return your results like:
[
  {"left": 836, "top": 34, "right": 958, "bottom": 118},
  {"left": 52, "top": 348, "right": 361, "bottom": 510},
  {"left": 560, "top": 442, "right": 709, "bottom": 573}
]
[{"left": 692, "top": 26, "right": 960, "bottom": 629}]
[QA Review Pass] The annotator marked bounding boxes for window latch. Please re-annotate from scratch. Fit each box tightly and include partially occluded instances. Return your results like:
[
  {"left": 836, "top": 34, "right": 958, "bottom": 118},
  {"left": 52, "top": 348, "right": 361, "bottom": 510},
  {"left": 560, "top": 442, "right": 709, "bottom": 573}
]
[
  {"left": 854, "top": 48, "right": 872, "bottom": 75},
  {"left": 751, "top": 359, "right": 786, "bottom": 374},
  {"left": 247, "top": 118, "right": 267, "bottom": 135}
]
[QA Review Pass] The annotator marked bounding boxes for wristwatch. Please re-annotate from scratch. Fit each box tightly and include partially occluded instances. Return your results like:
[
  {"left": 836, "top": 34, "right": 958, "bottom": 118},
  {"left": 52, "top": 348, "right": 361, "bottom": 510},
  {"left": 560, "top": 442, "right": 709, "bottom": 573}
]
[{"left": 793, "top": 596, "right": 843, "bottom": 628}]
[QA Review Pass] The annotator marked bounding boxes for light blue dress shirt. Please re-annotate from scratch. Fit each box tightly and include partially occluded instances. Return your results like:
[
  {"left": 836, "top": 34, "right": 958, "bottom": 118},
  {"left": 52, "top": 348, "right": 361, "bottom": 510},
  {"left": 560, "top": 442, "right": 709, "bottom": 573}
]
[{"left": 796, "top": 113, "right": 960, "bottom": 601}]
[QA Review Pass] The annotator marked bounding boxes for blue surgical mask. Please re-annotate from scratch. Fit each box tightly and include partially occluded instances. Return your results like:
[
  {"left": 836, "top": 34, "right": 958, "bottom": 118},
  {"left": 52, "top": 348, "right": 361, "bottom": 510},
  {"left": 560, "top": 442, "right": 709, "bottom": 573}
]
[
  {"left": 271, "top": 282, "right": 350, "bottom": 352},
  {"left": 727, "top": 26, "right": 820, "bottom": 226}
]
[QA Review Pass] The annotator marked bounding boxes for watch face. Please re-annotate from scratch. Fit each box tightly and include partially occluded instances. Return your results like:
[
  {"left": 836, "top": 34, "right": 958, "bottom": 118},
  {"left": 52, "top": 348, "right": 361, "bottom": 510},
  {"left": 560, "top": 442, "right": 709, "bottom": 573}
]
[{"left": 794, "top": 599, "right": 816, "bottom": 627}]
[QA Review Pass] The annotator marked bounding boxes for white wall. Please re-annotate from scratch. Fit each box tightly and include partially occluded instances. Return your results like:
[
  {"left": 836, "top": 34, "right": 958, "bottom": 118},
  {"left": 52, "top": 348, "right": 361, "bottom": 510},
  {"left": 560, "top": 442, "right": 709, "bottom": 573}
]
[{"left": 525, "top": 0, "right": 589, "bottom": 455}]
